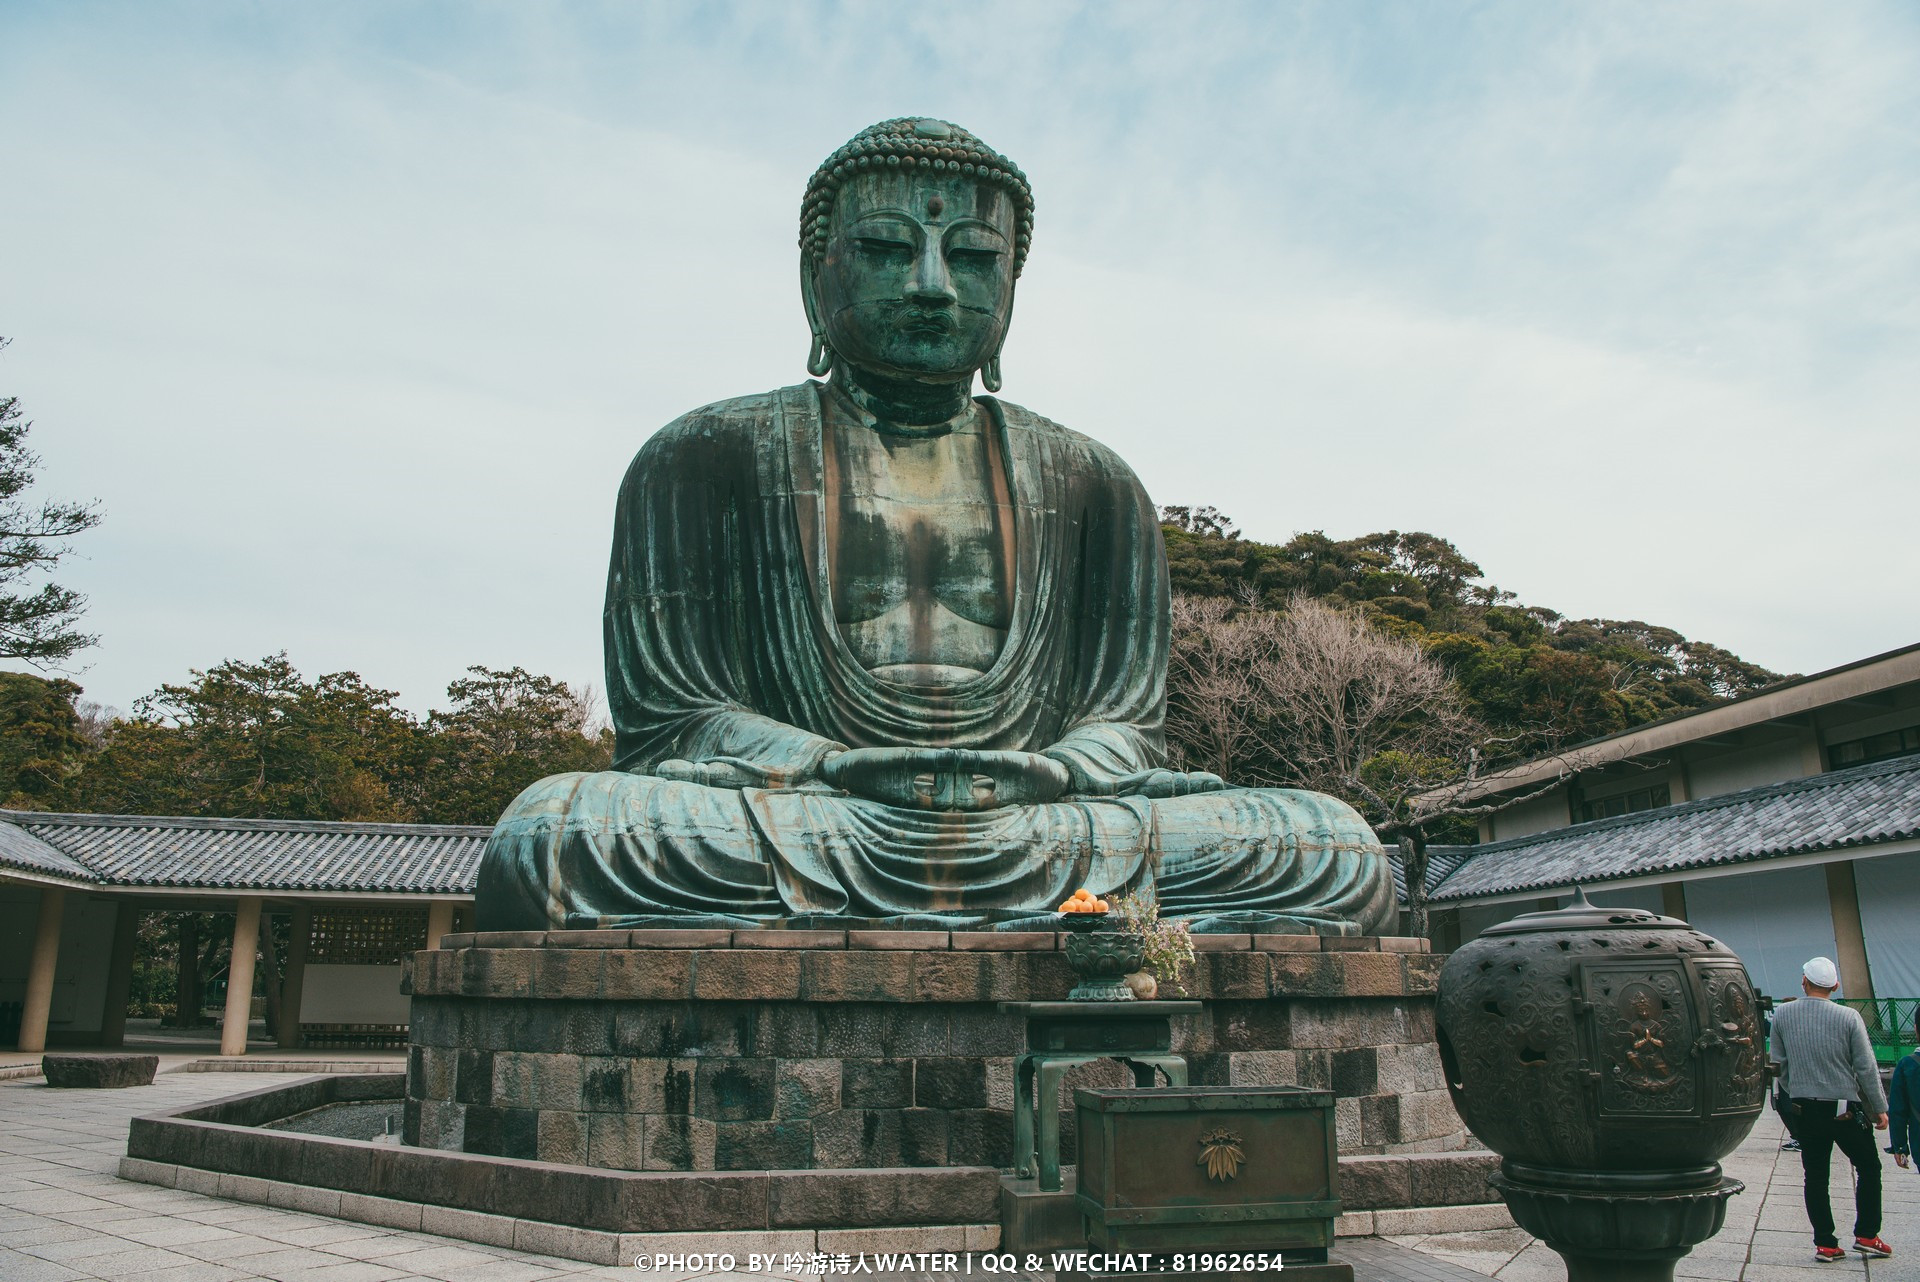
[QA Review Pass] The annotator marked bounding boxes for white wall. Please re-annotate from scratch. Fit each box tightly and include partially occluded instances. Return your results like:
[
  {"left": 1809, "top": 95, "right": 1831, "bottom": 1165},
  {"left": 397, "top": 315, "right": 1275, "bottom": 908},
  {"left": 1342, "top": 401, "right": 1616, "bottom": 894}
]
[
  {"left": 1490, "top": 789, "right": 1570, "bottom": 842},
  {"left": 1682, "top": 865, "right": 1838, "bottom": 1002},
  {"left": 298, "top": 963, "right": 409, "bottom": 1025},
  {"left": 1685, "top": 737, "right": 1813, "bottom": 800},
  {"left": 1854, "top": 852, "right": 1920, "bottom": 998}
]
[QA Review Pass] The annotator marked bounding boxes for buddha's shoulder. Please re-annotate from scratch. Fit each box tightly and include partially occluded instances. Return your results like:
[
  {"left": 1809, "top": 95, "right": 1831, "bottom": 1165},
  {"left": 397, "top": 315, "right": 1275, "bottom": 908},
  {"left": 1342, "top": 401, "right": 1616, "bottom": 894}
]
[
  {"left": 620, "top": 389, "right": 816, "bottom": 488},
  {"left": 638, "top": 389, "right": 793, "bottom": 455},
  {"left": 991, "top": 398, "right": 1146, "bottom": 487}
]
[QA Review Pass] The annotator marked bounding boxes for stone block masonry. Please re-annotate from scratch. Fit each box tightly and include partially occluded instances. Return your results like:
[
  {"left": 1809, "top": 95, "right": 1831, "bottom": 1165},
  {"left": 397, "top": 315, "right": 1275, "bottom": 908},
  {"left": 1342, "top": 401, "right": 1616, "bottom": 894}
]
[{"left": 404, "top": 930, "right": 1465, "bottom": 1171}]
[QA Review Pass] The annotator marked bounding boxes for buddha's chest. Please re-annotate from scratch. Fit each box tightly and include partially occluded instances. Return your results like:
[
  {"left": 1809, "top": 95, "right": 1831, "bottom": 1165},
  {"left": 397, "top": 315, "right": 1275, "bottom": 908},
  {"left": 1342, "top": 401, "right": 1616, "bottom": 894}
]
[{"left": 821, "top": 420, "right": 1014, "bottom": 681}]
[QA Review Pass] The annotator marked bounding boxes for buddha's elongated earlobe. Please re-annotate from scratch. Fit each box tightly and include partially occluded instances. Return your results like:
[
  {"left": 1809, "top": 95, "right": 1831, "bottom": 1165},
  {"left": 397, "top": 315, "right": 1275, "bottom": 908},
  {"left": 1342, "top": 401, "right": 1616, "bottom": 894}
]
[
  {"left": 981, "top": 352, "right": 1003, "bottom": 393},
  {"left": 807, "top": 332, "right": 834, "bottom": 377}
]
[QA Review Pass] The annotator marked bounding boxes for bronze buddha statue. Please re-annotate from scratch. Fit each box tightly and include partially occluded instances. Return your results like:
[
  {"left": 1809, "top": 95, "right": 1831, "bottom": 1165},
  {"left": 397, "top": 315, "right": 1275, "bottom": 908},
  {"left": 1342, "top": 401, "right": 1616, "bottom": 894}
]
[{"left": 476, "top": 118, "right": 1395, "bottom": 934}]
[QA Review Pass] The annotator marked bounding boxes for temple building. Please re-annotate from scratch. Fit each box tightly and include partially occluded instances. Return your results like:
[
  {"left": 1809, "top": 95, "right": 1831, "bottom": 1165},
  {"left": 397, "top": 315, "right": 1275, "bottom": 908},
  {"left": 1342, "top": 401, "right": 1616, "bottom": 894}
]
[
  {"left": 1421, "top": 642, "right": 1920, "bottom": 1027},
  {"left": 0, "top": 815, "right": 482, "bottom": 1055}
]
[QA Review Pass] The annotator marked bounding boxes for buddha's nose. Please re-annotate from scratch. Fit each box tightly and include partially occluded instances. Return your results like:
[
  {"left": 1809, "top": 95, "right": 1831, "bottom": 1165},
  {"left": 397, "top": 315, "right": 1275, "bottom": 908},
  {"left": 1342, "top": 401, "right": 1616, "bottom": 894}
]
[{"left": 908, "top": 241, "right": 957, "bottom": 308}]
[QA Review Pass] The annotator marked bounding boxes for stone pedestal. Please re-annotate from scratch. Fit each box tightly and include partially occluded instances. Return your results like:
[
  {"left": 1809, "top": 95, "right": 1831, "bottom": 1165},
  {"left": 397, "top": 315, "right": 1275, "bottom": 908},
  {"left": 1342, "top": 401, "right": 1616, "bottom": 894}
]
[
  {"left": 1492, "top": 1170, "right": 1743, "bottom": 1282},
  {"left": 43, "top": 1054, "right": 158, "bottom": 1088},
  {"left": 403, "top": 929, "right": 1460, "bottom": 1172},
  {"left": 1000, "top": 1169, "right": 1083, "bottom": 1251}
]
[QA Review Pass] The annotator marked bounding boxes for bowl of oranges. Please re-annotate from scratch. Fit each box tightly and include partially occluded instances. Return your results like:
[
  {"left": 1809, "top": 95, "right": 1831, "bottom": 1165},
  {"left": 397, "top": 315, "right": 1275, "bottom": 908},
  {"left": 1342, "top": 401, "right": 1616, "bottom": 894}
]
[{"left": 1057, "top": 887, "right": 1111, "bottom": 932}]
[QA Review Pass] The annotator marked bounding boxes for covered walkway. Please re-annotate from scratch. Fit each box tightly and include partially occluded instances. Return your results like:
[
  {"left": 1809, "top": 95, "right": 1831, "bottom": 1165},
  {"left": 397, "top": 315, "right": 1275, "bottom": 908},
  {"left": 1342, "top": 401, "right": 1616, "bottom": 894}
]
[{"left": 1, "top": 811, "right": 486, "bottom": 1057}]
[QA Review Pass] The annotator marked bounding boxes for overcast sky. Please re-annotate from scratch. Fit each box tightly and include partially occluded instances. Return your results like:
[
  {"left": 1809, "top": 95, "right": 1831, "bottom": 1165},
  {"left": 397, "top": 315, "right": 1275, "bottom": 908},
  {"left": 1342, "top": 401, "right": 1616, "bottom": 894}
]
[{"left": 3, "top": 1, "right": 1916, "bottom": 717}]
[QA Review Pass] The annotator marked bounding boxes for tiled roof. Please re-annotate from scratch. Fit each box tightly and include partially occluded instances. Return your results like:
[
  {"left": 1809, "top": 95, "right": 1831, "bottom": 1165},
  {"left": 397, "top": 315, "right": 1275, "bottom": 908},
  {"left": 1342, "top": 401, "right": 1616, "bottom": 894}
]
[
  {"left": 0, "top": 811, "right": 491, "bottom": 895},
  {"left": 0, "top": 819, "right": 100, "bottom": 884},
  {"left": 1389, "top": 843, "right": 1476, "bottom": 904},
  {"left": 1427, "top": 755, "right": 1920, "bottom": 903}
]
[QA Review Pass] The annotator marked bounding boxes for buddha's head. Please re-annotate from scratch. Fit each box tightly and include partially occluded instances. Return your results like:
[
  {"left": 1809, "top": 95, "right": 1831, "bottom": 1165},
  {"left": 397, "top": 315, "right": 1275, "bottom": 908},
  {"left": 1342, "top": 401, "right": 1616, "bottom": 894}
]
[{"left": 800, "top": 118, "right": 1034, "bottom": 391}]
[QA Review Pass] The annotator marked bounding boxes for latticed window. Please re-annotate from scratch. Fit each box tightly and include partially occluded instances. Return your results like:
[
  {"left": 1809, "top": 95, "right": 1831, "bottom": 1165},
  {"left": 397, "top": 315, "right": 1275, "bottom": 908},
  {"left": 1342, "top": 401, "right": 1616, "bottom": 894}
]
[
  {"left": 1828, "top": 724, "right": 1920, "bottom": 770},
  {"left": 1575, "top": 782, "right": 1671, "bottom": 825},
  {"left": 306, "top": 906, "right": 429, "bottom": 965}
]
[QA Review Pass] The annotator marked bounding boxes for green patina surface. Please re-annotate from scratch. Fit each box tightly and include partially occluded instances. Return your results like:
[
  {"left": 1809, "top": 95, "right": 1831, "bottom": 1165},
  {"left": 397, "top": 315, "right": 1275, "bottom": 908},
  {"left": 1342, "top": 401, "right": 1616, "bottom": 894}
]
[{"left": 475, "top": 119, "right": 1395, "bottom": 935}]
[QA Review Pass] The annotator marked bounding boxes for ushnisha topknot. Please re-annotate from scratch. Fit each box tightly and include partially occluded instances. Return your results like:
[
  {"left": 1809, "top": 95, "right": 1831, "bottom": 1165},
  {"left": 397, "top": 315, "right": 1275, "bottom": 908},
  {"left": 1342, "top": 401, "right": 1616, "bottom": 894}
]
[{"left": 800, "top": 117, "right": 1036, "bottom": 278}]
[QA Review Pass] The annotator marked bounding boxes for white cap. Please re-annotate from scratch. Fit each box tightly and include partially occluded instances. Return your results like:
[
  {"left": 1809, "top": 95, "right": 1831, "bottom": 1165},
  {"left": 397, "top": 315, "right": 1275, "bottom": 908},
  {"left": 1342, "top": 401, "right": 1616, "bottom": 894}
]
[{"left": 1803, "top": 956, "right": 1840, "bottom": 989}]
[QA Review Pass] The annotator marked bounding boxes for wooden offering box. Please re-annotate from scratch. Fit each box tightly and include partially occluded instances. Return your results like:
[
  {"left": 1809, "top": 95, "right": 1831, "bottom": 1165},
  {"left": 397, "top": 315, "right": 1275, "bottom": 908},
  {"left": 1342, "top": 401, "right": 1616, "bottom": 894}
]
[{"left": 1074, "top": 1086, "right": 1340, "bottom": 1260}]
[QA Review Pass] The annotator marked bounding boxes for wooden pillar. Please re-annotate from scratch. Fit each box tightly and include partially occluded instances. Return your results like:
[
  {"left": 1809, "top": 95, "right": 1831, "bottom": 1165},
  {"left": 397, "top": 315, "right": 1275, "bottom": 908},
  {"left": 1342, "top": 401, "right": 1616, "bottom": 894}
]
[
  {"left": 427, "top": 901, "right": 456, "bottom": 949},
  {"left": 1825, "top": 861, "right": 1875, "bottom": 1002},
  {"left": 1661, "top": 881, "right": 1688, "bottom": 922},
  {"left": 221, "top": 897, "right": 262, "bottom": 1057},
  {"left": 278, "top": 903, "right": 311, "bottom": 1050},
  {"left": 99, "top": 899, "right": 140, "bottom": 1047},
  {"left": 17, "top": 887, "right": 65, "bottom": 1053}
]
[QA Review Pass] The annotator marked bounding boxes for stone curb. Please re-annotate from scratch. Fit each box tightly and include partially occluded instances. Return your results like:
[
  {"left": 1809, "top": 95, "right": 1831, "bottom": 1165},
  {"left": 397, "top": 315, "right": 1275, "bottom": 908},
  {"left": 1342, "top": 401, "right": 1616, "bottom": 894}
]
[
  {"left": 1334, "top": 1204, "right": 1516, "bottom": 1237},
  {"left": 117, "top": 1156, "right": 999, "bottom": 1265},
  {"left": 168, "top": 1059, "right": 399, "bottom": 1074},
  {"left": 127, "top": 1074, "right": 1010, "bottom": 1228}
]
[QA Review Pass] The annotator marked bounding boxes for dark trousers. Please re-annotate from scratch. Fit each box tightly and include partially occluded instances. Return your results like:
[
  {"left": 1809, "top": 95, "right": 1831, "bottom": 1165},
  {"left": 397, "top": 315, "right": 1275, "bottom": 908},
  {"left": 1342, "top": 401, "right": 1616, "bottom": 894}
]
[{"left": 1791, "top": 1099, "right": 1883, "bottom": 1247}]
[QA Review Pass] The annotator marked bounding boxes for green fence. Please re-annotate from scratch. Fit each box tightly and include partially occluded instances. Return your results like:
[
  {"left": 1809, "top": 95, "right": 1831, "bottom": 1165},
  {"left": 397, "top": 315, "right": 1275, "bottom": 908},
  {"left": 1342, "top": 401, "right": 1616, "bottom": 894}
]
[{"left": 1837, "top": 998, "right": 1920, "bottom": 1066}]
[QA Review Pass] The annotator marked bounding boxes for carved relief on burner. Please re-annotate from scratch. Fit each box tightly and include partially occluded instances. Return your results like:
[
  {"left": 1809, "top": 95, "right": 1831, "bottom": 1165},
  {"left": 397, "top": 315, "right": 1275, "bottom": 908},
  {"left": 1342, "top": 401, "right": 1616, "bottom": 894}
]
[
  {"left": 1697, "top": 964, "right": 1766, "bottom": 1109},
  {"left": 1586, "top": 964, "right": 1695, "bottom": 1114}
]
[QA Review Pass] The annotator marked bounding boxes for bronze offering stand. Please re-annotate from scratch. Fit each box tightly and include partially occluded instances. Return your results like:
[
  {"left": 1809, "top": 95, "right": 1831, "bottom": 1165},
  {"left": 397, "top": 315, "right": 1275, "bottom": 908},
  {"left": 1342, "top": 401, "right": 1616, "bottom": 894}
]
[
  {"left": 1436, "top": 889, "right": 1766, "bottom": 1282},
  {"left": 1060, "top": 911, "right": 1147, "bottom": 1002}
]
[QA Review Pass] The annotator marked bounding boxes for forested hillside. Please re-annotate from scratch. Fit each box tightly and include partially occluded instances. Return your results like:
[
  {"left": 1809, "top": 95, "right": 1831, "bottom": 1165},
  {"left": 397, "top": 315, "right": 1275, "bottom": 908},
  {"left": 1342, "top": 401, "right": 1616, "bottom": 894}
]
[{"left": 1160, "top": 505, "right": 1786, "bottom": 767}]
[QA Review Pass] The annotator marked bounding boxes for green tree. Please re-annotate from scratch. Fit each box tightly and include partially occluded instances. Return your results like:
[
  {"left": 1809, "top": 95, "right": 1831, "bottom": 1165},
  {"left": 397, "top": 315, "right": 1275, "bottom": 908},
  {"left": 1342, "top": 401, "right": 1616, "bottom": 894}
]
[
  {"left": 414, "top": 666, "right": 613, "bottom": 824},
  {"left": 70, "top": 654, "right": 422, "bottom": 820},
  {"left": 0, "top": 671, "right": 90, "bottom": 807},
  {"left": 0, "top": 338, "right": 101, "bottom": 665}
]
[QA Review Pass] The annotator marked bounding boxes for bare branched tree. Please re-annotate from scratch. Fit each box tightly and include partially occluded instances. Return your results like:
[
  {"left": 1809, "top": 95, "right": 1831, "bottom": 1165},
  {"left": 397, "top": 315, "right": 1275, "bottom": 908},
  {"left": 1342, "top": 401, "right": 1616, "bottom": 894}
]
[
  {"left": 1165, "top": 593, "right": 1597, "bottom": 936},
  {"left": 1164, "top": 595, "right": 1274, "bottom": 779},
  {"left": 1254, "top": 596, "right": 1474, "bottom": 790}
]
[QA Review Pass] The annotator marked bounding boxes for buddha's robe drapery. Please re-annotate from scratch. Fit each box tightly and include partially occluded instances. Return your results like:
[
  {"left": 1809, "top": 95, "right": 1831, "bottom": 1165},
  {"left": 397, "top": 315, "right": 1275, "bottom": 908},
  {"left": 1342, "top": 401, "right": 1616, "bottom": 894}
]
[{"left": 476, "top": 384, "right": 1396, "bottom": 933}]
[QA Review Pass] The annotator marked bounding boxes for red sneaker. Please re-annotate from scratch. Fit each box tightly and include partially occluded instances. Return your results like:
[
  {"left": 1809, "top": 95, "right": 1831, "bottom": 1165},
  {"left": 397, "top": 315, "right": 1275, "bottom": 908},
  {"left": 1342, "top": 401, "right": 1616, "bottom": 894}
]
[
  {"left": 1815, "top": 1246, "right": 1848, "bottom": 1263},
  {"left": 1855, "top": 1238, "right": 1893, "bottom": 1258}
]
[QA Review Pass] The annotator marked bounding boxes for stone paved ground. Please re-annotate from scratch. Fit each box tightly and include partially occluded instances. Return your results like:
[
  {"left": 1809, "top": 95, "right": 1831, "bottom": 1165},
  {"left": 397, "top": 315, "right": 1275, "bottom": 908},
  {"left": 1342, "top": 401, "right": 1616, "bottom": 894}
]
[
  {"left": 1389, "top": 1110, "right": 1920, "bottom": 1282},
  {"left": 0, "top": 1066, "right": 1491, "bottom": 1282},
  {"left": 24, "top": 1065, "right": 1907, "bottom": 1282},
  {"left": 0, "top": 1069, "right": 642, "bottom": 1282}
]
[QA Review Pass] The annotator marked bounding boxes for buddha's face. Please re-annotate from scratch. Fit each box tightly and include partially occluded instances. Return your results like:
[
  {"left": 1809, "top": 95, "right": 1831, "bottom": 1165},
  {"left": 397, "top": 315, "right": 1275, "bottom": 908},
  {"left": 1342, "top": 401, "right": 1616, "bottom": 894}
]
[{"left": 807, "top": 170, "right": 1017, "bottom": 382}]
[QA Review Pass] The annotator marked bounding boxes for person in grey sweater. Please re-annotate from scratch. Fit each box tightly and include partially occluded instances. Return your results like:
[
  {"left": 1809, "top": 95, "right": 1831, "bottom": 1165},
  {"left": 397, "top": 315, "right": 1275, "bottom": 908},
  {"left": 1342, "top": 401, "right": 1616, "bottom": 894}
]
[{"left": 1770, "top": 956, "right": 1892, "bottom": 1262}]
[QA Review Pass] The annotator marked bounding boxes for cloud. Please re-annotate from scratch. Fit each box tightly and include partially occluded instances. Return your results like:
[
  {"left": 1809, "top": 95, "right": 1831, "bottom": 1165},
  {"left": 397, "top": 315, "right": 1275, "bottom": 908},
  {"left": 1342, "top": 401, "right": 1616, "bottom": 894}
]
[{"left": 0, "top": 0, "right": 1914, "bottom": 713}]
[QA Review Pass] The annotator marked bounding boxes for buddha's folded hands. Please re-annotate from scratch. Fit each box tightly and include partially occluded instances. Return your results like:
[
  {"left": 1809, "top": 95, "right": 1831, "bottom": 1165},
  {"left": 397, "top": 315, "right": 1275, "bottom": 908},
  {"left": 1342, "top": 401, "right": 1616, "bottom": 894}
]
[
  {"left": 653, "top": 757, "right": 787, "bottom": 790},
  {"left": 1103, "top": 768, "right": 1228, "bottom": 799},
  {"left": 818, "top": 746, "right": 1071, "bottom": 811}
]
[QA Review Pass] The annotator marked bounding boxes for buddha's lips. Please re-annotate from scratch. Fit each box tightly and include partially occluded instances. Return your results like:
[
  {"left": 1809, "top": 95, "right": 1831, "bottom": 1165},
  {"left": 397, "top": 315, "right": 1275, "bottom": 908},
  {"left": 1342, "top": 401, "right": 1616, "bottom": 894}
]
[{"left": 900, "top": 311, "right": 955, "bottom": 335}]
